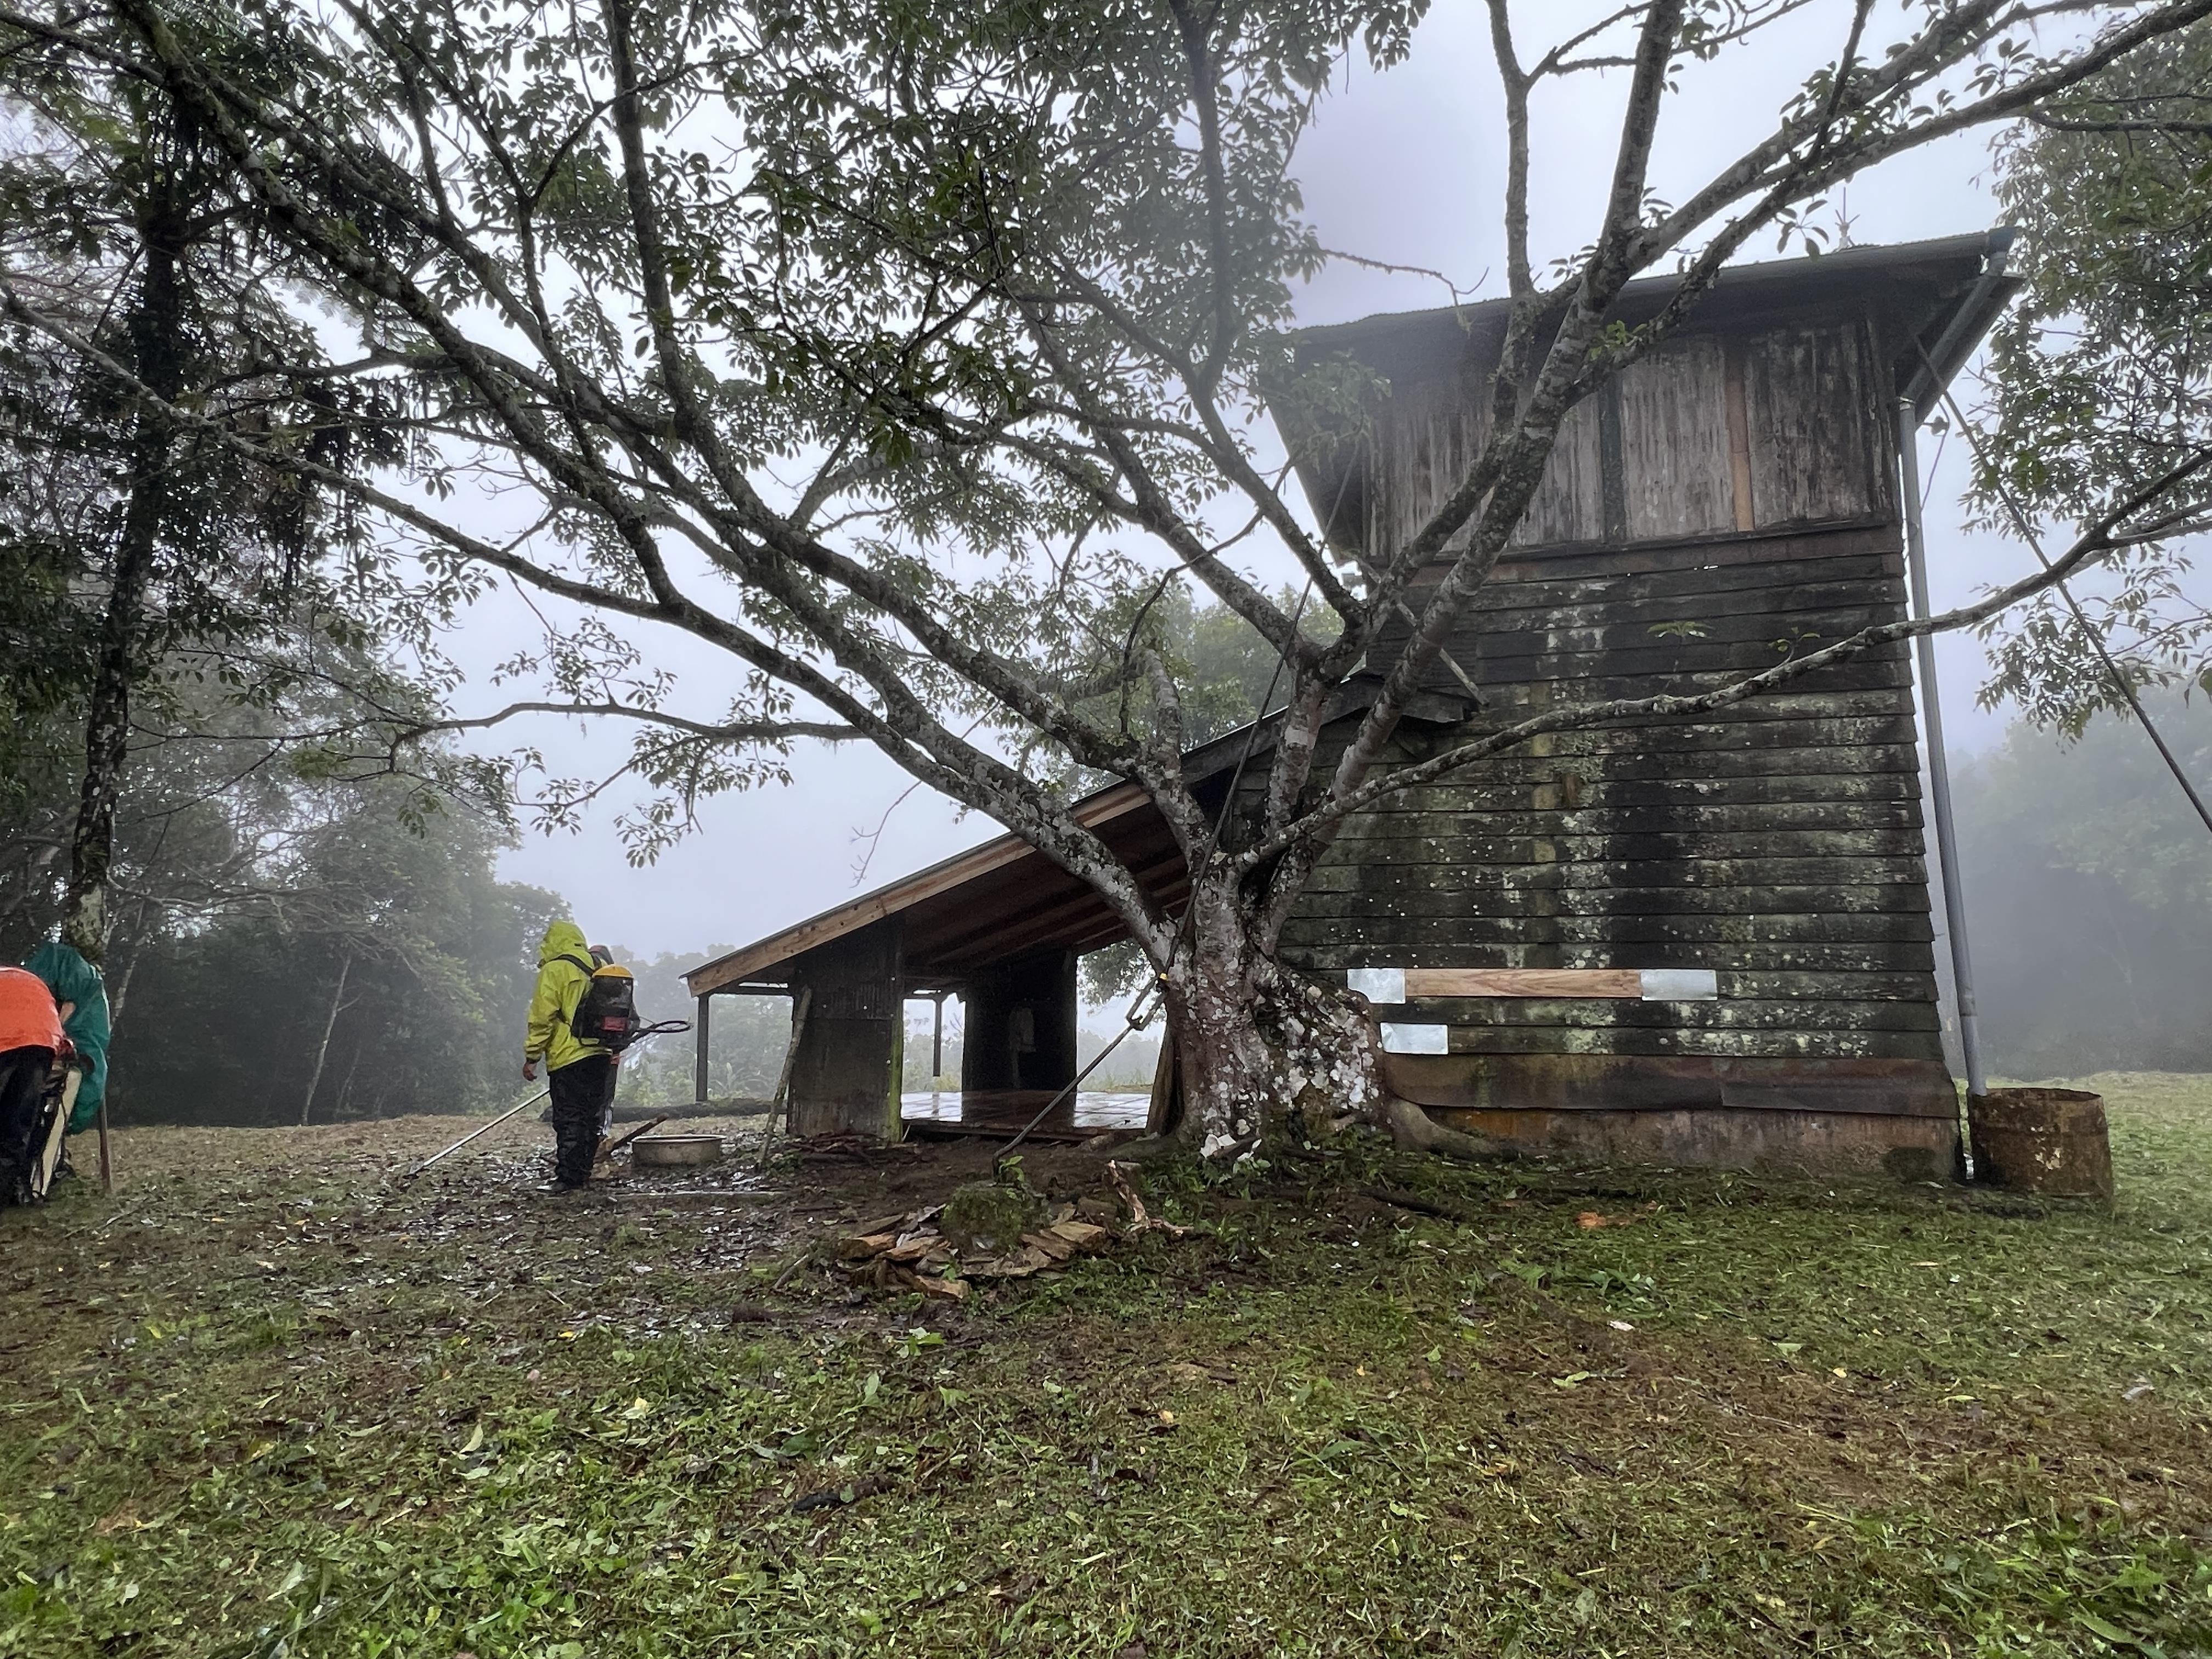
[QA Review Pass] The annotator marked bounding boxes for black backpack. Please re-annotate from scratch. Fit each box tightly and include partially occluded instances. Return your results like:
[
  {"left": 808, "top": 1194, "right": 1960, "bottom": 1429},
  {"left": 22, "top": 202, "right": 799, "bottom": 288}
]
[{"left": 562, "top": 956, "right": 644, "bottom": 1052}]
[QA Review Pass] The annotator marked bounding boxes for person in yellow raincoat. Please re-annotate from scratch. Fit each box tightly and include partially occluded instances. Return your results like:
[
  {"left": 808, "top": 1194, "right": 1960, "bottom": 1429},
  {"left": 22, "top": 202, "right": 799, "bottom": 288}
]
[{"left": 523, "top": 919, "right": 612, "bottom": 1190}]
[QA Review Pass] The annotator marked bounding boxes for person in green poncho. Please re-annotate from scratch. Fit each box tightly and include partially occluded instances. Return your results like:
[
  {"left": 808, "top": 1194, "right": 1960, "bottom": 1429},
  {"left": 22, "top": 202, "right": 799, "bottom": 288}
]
[{"left": 24, "top": 941, "right": 109, "bottom": 1146}]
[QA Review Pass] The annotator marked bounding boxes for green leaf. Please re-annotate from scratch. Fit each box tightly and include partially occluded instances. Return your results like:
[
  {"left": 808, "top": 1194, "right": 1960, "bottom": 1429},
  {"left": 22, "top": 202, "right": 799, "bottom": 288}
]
[{"left": 2073, "top": 1610, "right": 2135, "bottom": 1644}]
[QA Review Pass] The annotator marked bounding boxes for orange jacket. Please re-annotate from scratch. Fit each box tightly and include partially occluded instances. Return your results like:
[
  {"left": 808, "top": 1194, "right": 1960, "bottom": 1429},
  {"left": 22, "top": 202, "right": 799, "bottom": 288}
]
[{"left": 0, "top": 965, "right": 61, "bottom": 1056}]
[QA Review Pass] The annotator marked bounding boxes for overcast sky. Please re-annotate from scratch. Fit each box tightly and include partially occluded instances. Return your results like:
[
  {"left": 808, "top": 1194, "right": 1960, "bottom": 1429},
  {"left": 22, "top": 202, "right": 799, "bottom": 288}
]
[{"left": 488, "top": 3, "right": 2045, "bottom": 962}]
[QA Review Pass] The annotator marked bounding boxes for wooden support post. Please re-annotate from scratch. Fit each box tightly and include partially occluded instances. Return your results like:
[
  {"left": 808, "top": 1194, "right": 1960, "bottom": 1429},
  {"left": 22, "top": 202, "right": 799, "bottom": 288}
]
[
  {"left": 931, "top": 994, "right": 944, "bottom": 1082},
  {"left": 784, "top": 920, "right": 902, "bottom": 1138},
  {"left": 754, "top": 987, "right": 812, "bottom": 1166},
  {"left": 1724, "top": 338, "right": 1757, "bottom": 532},
  {"left": 960, "top": 950, "right": 1077, "bottom": 1094},
  {"left": 694, "top": 992, "right": 712, "bottom": 1105}
]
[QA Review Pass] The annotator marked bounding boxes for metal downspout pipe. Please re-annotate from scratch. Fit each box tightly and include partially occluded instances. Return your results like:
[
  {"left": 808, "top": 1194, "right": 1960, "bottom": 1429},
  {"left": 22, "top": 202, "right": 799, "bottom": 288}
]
[{"left": 1896, "top": 404, "right": 1987, "bottom": 1099}]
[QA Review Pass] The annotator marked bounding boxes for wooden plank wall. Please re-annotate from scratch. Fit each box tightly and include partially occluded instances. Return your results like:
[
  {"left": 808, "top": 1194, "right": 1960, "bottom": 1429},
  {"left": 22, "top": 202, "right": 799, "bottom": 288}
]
[
  {"left": 1272, "top": 304, "right": 1946, "bottom": 1080},
  {"left": 1274, "top": 525, "right": 1944, "bottom": 1064},
  {"left": 786, "top": 920, "right": 906, "bottom": 1138},
  {"left": 1353, "top": 315, "right": 1894, "bottom": 556}
]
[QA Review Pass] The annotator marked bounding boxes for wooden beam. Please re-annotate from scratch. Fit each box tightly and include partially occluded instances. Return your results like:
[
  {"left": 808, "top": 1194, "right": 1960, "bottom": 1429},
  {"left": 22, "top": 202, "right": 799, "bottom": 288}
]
[
  {"left": 686, "top": 782, "right": 1151, "bottom": 995},
  {"left": 693, "top": 993, "right": 710, "bottom": 1104},
  {"left": 1597, "top": 377, "right": 1629, "bottom": 544},
  {"left": 926, "top": 868, "right": 1194, "bottom": 974},
  {"left": 1723, "top": 340, "right": 1757, "bottom": 532},
  {"left": 1407, "top": 968, "right": 1644, "bottom": 999},
  {"left": 1351, "top": 967, "right": 1723, "bottom": 1001},
  {"left": 907, "top": 846, "right": 1187, "bottom": 970}
]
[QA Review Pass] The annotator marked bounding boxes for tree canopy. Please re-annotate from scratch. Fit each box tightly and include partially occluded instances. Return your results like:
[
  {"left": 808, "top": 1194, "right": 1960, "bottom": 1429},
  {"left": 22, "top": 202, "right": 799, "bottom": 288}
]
[
  {"left": 1978, "top": 18, "right": 2212, "bottom": 732},
  {"left": 0, "top": 29, "right": 417, "bottom": 961}
]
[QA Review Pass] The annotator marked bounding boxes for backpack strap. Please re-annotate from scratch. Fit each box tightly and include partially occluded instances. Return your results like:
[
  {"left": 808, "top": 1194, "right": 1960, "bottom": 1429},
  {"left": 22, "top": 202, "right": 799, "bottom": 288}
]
[{"left": 558, "top": 954, "right": 599, "bottom": 977}]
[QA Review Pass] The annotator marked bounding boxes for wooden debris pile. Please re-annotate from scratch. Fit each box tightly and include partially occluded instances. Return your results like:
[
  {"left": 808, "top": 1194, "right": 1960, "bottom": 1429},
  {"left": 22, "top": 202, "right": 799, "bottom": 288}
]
[
  {"left": 837, "top": 1204, "right": 1109, "bottom": 1301},
  {"left": 834, "top": 1163, "right": 1178, "bottom": 1302}
]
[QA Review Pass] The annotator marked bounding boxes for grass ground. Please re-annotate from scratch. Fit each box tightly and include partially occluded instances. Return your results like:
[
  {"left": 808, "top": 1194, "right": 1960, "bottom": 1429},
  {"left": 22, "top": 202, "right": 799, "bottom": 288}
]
[{"left": 3, "top": 1075, "right": 2209, "bottom": 1658}]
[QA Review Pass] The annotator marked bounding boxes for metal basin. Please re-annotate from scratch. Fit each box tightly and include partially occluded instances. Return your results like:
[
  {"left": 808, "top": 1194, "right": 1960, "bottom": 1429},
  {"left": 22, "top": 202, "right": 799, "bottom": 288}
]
[{"left": 631, "top": 1134, "right": 725, "bottom": 1169}]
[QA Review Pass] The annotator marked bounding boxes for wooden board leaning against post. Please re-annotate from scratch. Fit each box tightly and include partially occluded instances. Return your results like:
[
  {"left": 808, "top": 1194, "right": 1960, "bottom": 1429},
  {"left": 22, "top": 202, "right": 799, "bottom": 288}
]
[
  {"left": 754, "top": 985, "right": 814, "bottom": 1166},
  {"left": 596, "top": 1114, "right": 670, "bottom": 1164}
]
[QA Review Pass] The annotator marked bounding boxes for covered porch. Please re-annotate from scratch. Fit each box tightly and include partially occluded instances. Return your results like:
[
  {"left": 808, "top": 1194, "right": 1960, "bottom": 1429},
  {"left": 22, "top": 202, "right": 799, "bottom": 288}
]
[{"left": 681, "top": 773, "right": 1198, "bottom": 1142}]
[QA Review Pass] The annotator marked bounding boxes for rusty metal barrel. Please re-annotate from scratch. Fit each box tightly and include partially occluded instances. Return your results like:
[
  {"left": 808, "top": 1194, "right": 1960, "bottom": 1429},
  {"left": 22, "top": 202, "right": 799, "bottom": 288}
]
[{"left": 1967, "top": 1087, "right": 2114, "bottom": 1202}]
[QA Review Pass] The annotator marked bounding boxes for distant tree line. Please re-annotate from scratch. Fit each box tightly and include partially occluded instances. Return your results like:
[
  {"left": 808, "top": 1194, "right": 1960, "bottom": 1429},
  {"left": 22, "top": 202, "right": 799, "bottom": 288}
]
[
  {"left": 603, "top": 949, "right": 794, "bottom": 1112},
  {"left": 0, "top": 651, "right": 562, "bottom": 1127},
  {"left": 1956, "top": 696, "right": 2212, "bottom": 1080}
]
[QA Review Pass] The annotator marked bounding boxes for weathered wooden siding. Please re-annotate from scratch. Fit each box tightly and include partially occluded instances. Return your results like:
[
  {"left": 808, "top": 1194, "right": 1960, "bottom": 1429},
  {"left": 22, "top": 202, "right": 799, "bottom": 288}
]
[
  {"left": 1352, "top": 317, "right": 1893, "bottom": 559},
  {"left": 1618, "top": 337, "right": 1735, "bottom": 539},
  {"left": 1274, "top": 294, "right": 1946, "bottom": 1121},
  {"left": 1743, "top": 323, "right": 1892, "bottom": 527},
  {"left": 1273, "top": 520, "right": 1949, "bottom": 1087},
  {"left": 786, "top": 920, "right": 905, "bottom": 1138}
]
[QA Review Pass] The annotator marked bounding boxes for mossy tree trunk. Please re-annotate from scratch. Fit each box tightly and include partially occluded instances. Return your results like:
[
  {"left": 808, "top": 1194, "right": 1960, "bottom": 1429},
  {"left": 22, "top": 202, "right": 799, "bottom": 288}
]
[{"left": 61, "top": 170, "right": 188, "bottom": 964}]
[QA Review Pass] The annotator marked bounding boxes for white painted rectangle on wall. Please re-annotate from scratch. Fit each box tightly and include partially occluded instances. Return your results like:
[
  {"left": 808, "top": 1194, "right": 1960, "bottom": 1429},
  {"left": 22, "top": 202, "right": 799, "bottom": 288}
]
[
  {"left": 1346, "top": 967, "right": 1406, "bottom": 1004},
  {"left": 1379, "top": 1022, "right": 1449, "bottom": 1055},
  {"left": 1638, "top": 968, "right": 1719, "bottom": 1001}
]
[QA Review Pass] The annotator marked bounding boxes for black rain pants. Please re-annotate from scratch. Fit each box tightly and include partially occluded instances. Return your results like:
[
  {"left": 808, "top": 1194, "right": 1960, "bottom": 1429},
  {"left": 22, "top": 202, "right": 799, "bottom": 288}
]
[
  {"left": 546, "top": 1054, "right": 616, "bottom": 1188},
  {"left": 0, "top": 1046, "right": 55, "bottom": 1206}
]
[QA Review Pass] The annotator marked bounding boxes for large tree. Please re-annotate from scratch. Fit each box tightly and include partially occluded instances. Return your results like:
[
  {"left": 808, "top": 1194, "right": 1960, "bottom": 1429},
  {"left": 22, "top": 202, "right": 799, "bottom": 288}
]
[
  {"left": 0, "top": 40, "right": 404, "bottom": 962},
  {"left": 4, "top": 0, "right": 2210, "bottom": 1156}
]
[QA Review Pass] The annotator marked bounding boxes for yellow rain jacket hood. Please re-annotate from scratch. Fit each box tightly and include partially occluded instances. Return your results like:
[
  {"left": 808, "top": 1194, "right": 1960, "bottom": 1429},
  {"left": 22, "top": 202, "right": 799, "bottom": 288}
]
[{"left": 526, "top": 920, "right": 604, "bottom": 1071}]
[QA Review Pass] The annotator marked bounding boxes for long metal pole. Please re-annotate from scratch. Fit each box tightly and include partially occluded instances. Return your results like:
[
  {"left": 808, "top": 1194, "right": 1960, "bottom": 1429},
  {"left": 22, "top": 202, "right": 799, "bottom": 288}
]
[
  {"left": 1897, "top": 404, "right": 1987, "bottom": 1098},
  {"left": 396, "top": 1090, "right": 546, "bottom": 1183}
]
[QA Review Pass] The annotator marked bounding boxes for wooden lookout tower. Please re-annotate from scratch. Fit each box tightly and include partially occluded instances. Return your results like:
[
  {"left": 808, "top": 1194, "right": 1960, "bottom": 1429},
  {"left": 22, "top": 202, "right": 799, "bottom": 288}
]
[{"left": 686, "top": 231, "right": 2016, "bottom": 1178}]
